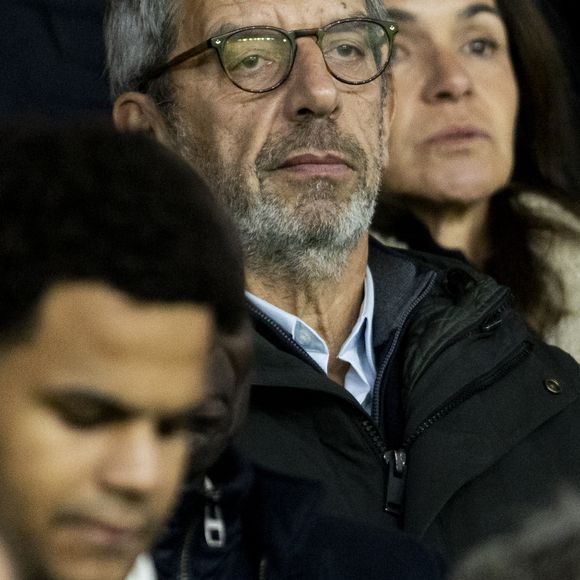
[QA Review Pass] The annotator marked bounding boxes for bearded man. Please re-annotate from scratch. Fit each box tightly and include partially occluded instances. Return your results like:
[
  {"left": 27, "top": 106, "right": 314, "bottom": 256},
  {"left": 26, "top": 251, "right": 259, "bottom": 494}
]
[{"left": 107, "top": 0, "right": 580, "bottom": 567}]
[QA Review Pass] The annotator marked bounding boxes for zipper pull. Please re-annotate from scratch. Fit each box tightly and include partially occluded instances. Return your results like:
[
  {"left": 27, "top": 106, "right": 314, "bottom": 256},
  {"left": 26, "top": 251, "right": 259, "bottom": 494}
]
[
  {"left": 204, "top": 477, "right": 226, "bottom": 548},
  {"left": 384, "top": 449, "right": 407, "bottom": 516},
  {"left": 259, "top": 557, "right": 268, "bottom": 580}
]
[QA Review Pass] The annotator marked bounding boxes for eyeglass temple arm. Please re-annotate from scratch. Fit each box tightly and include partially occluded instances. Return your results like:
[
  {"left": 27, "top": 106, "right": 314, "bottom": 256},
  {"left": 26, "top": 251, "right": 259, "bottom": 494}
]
[{"left": 137, "top": 39, "right": 213, "bottom": 92}]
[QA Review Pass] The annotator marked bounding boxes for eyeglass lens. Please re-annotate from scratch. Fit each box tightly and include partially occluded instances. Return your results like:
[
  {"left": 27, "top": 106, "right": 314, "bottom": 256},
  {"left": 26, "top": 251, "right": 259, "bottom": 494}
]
[{"left": 220, "top": 20, "right": 390, "bottom": 92}]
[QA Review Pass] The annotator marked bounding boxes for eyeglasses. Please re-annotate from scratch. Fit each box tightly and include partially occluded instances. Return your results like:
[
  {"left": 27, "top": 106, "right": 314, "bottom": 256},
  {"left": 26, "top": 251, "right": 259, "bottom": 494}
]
[{"left": 139, "top": 18, "right": 398, "bottom": 93}]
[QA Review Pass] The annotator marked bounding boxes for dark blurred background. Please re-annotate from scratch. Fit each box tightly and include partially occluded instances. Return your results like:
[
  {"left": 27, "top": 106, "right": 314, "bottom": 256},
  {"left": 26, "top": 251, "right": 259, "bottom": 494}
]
[
  {"left": 0, "top": 0, "right": 111, "bottom": 120},
  {"left": 540, "top": 0, "right": 579, "bottom": 118}
]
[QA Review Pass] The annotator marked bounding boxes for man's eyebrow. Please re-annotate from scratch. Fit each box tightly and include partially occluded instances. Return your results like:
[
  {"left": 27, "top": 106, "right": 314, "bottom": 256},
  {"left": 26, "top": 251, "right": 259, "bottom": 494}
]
[
  {"left": 211, "top": 11, "right": 370, "bottom": 36},
  {"left": 211, "top": 22, "right": 241, "bottom": 36},
  {"left": 40, "top": 386, "right": 207, "bottom": 425},
  {"left": 350, "top": 10, "right": 370, "bottom": 19},
  {"left": 40, "top": 386, "right": 131, "bottom": 417},
  {"left": 385, "top": 3, "right": 500, "bottom": 23}
]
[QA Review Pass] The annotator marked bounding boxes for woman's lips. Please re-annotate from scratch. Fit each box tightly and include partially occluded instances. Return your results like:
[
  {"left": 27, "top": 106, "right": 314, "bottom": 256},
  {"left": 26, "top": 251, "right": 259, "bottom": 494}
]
[{"left": 424, "top": 126, "right": 490, "bottom": 146}]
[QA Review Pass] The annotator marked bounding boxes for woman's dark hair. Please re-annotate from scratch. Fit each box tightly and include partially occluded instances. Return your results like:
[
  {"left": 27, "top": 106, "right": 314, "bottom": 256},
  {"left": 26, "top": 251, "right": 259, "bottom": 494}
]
[
  {"left": 0, "top": 120, "right": 247, "bottom": 342},
  {"left": 485, "top": 0, "right": 580, "bottom": 335},
  {"left": 375, "top": 0, "right": 580, "bottom": 337}
]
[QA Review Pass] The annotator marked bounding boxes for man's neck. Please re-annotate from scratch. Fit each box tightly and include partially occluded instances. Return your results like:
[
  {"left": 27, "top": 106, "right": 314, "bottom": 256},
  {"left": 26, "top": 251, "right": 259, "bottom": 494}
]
[{"left": 246, "top": 236, "right": 369, "bottom": 384}]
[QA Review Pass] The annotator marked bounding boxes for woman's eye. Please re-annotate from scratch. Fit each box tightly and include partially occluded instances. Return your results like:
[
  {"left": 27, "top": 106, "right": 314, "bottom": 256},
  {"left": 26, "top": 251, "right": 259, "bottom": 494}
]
[
  {"left": 389, "top": 42, "right": 409, "bottom": 64},
  {"left": 467, "top": 37, "right": 499, "bottom": 57}
]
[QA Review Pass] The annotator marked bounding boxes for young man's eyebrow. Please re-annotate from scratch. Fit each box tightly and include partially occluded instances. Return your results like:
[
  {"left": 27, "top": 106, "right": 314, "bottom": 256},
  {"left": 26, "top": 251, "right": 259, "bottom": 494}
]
[
  {"left": 40, "top": 385, "right": 223, "bottom": 429},
  {"left": 39, "top": 386, "right": 133, "bottom": 418}
]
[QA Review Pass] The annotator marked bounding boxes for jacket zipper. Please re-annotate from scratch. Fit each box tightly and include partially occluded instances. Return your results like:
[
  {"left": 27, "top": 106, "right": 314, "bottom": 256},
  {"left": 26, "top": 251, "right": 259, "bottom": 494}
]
[
  {"left": 179, "top": 478, "right": 226, "bottom": 580},
  {"left": 381, "top": 339, "right": 533, "bottom": 518},
  {"left": 250, "top": 298, "right": 404, "bottom": 520},
  {"left": 363, "top": 323, "right": 531, "bottom": 518},
  {"left": 360, "top": 417, "right": 405, "bottom": 516},
  {"left": 371, "top": 272, "right": 438, "bottom": 425},
  {"left": 401, "top": 339, "right": 532, "bottom": 451},
  {"left": 248, "top": 280, "right": 520, "bottom": 519},
  {"left": 258, "top": 558, "right": 268, "bottom": 580},
  {"left": 362, "top": 272, "right": 438, "bottom": 516},
  {"left": 179, "top": 520, "right": 194, "bottom": 580}
]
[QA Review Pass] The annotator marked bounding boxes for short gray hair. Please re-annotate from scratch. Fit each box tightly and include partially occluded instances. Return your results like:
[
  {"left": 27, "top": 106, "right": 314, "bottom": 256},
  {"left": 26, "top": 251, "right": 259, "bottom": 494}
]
[
  {"left": 105, "top": 0, "right": 389, "bottom": 100},
  {"left": 105, "top": 0, "right": 179, "bottom": 99}
]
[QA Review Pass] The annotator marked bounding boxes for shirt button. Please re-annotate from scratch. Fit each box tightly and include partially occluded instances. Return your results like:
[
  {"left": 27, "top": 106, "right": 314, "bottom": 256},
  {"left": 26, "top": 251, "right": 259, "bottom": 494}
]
[{"left": 297, "top": 330, "right": 312, "bottom": 346}]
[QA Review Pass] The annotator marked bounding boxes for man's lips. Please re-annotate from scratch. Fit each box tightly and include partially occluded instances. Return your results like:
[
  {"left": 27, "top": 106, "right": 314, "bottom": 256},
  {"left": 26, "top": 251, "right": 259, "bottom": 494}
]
[
  {"left": 59, "top": 516, "right": 149, "bottom": 552},
  {"left": 276, "top": 153, "right": 353, "bottom": 177}
]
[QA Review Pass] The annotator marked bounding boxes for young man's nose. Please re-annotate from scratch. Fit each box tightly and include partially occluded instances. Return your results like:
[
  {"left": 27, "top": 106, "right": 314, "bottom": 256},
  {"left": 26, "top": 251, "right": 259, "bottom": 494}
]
[{"left": 99, "top": 421, "right": 162, "bottom": 500}]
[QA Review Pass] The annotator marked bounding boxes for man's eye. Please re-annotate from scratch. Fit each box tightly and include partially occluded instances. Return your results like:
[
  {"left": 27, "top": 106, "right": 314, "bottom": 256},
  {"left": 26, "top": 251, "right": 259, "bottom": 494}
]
[
  {"left": 326, "top": 41, "right": 366, "bottom": 61},
  {"left": 188, "top": 414, "right": 228, "bottom": 437},
  {"left": 239, "top": 54, "right": 263, "bottom": 69},
  {"left": 156, "top": 414, "right": 223, "bottom": 439},
  {"left": 337, "top": 44, "right": 357, "bottom": 58},
  {"left": 158, "top": 416, "right": 191, "bottom": 438},
  {"left": 227, "top": 51, "right": 275, "bottom": 72},
  {"left": 56, "top": 405, "right": 111, "bottom": 429}
]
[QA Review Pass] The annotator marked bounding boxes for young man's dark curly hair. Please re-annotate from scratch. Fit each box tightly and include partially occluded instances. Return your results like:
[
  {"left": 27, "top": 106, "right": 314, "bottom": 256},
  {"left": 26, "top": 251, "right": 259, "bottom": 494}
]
[{"left": 0, "top": 120, "right": 246, "bottom": 344}]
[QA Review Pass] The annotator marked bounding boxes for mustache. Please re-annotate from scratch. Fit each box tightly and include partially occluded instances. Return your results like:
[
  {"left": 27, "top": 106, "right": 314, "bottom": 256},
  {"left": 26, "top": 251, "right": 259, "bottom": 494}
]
[{"left": 255, "top": 120, "right": 367, "bottom": 173}]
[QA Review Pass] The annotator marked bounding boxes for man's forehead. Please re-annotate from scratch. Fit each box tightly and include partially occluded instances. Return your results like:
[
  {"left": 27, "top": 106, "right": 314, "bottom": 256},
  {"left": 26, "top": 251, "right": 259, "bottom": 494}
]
[{"left": 179, "top": 0, "right": 370, "bottom": 40}]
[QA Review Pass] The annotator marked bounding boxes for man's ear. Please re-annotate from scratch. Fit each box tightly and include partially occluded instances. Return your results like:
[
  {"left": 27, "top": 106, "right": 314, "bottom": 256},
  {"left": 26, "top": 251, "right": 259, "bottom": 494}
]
[{"left": 112, "top": 92, "right": 173, "bottom": 147}]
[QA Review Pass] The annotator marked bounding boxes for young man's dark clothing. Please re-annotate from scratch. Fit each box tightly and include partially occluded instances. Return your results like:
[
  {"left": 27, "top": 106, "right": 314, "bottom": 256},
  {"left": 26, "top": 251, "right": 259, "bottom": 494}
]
[{"left": 154, "top": 448, "right": 447, "bottom": 579}]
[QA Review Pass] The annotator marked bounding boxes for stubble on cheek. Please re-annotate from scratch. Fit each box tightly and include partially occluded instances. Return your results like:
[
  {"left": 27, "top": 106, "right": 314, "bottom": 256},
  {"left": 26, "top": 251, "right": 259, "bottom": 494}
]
[{"left": 165, "top": 104, "right": 261, "bottom": 207}]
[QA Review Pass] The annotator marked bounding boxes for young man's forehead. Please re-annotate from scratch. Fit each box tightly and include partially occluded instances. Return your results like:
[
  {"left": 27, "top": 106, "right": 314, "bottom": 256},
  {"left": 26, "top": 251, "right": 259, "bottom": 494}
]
[
  {"left": 35, "top": 283, "right": 215, "bottom": 357},
  {"left": 0, "top": 282, "right": 216, "bottom": 414}
]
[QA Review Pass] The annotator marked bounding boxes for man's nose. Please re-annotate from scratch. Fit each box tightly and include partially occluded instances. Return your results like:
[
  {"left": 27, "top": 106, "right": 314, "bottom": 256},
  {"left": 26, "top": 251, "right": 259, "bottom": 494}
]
[
  {"left": 282, "top": 38, "right": 340, "bottom": 120},
  {"left": 422, "top": 48, "right": 473, "bottom": 103},
  {"left": 99, "top": 421, "right": 161, "bottom": 500}
]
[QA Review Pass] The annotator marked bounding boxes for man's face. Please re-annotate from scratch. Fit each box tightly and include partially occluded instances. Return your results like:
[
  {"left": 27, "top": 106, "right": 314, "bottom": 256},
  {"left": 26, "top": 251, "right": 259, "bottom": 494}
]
[
  {"left": 0, "top": 282, "right": 215, "bottom": 580},
  {"left": 164, "top": 0, "right": 387, "bottom": 280},
  {"left": 382, "top": 0, "right": 518, "bottom": 206}
]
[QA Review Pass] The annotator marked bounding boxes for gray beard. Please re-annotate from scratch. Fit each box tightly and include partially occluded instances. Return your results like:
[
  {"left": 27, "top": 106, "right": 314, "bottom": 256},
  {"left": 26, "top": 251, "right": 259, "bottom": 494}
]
[{"left": 167, "top": 110, "right": 383, "bottom": 286}]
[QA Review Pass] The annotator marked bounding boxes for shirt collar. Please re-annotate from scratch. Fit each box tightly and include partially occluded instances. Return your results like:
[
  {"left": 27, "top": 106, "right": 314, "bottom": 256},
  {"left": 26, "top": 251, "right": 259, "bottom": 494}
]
[
  {"left": 246, "top": 267, "right": 375, "bottom": 374},
  {"left": 125, "top": 554, "right": 157, "bottom": 580}
]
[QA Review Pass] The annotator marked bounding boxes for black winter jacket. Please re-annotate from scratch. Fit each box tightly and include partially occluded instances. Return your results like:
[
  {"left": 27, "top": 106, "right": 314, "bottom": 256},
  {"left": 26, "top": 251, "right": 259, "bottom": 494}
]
[
  {"left": 153, "top": 447, "right": 447, "bottom": 579},
  {"left": 236, "top": 238, "right": 580, "bottom": 564}
]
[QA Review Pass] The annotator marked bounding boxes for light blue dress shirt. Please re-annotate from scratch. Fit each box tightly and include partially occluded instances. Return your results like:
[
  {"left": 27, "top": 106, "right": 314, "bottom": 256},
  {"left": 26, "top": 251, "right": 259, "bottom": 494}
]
[{"left": 246, "top": 268, "right": 377, "bottom": 413}]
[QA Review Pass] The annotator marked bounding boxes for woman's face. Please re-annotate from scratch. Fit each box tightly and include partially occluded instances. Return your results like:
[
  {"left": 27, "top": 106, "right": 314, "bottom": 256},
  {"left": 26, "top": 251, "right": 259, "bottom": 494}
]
[{"left": 382, "top": 0, "right": 519, "bottom": 206}]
